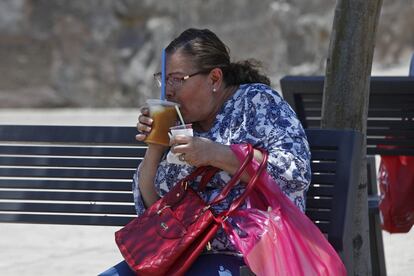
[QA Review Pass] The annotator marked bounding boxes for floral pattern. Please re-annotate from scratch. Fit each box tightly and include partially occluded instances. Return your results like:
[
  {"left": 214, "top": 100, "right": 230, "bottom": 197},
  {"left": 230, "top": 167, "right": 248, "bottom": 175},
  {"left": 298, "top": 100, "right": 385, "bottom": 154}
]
[{"left": 132, "top": 83, "right": 311, "bottom": 252}]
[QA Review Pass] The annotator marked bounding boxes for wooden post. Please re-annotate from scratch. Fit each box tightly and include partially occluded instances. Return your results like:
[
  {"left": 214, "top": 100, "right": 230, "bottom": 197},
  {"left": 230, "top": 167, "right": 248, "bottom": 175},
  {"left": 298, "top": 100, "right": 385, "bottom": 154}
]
[{"left": 321, "top": 0, "right": 383, "bottom": 275}]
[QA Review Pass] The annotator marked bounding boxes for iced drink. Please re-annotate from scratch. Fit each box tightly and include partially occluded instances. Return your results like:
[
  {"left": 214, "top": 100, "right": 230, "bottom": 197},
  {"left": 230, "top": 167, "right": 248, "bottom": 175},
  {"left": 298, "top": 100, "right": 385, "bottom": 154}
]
[{"left": 144, "top": 99, "right": 179, "bottom": 146}]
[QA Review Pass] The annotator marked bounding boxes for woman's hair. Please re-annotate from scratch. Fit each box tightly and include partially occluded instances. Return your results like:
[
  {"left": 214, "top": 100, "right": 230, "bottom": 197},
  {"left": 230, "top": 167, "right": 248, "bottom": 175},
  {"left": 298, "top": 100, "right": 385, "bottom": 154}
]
[{"left": 165, "top": 28, "right": 270, "bottom": 86}]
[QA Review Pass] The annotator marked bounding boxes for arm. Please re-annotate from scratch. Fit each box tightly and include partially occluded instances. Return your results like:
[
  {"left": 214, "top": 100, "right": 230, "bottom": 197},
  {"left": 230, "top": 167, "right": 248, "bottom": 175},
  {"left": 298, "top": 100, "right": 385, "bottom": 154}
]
[
  {"left": 134, "top": 107, "right": 169, "bottom": 208},
  {"left": 137, "top": 145, "right": 165, "bottom": 207},
  {"left": 209, "top": 143, "right": 264, "bottom": 181},
  {"left": 170, "top": 136, "right": 263, "bottom": 183}
]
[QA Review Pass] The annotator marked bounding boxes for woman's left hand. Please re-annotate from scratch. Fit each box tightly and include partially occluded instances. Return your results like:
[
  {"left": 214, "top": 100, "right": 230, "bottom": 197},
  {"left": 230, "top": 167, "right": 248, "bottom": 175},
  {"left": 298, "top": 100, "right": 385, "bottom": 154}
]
[
  {"left": 169, "top": 135, "right": 218, "bottom": 167},
  {"left": 170, "top": 135, "right": 262, "bottom": 182}
]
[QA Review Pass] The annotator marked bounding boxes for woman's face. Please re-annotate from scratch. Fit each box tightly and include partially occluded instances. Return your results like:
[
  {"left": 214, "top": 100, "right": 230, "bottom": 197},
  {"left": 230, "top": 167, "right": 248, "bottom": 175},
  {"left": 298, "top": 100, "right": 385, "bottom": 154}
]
[{"left": 165, "top": 51, "right": 214, "bottom": 124}]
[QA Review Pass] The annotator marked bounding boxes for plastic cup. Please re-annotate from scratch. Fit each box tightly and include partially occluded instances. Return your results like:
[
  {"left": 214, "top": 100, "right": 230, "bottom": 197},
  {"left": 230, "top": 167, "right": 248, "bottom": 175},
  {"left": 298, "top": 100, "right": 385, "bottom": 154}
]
[
  {"left": 169, "top": 124, "right": 193, "bottom": 137},
  {"left": 144, "top": 99, "right": 179, "bottom": 146},
  {"left": 167, "top": 124, "right": 193, "bottom": 165}
]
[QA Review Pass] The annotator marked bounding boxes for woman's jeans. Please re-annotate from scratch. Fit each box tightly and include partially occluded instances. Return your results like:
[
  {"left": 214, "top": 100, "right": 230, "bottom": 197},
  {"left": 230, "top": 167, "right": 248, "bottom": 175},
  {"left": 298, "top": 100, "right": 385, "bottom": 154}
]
[{"left": 99, "top": 253, "right": 245, "bottom": 276}]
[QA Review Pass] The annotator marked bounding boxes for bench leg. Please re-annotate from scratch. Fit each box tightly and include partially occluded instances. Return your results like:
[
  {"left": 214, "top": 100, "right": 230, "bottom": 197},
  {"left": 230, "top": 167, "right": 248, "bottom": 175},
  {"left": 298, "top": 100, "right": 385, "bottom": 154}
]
[
  {"left": 369, "top": 208, "right": 387, "bottom": 276},
  {"left": 367, "top": 156, "right": 387, "bottom": 276}
]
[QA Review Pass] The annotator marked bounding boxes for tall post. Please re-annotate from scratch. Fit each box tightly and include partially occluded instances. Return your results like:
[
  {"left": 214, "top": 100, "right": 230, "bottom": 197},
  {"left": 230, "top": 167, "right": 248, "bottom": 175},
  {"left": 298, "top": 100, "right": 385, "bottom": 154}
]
[{"left": 321, "top": 0, "right": 383, "bottom": 275}]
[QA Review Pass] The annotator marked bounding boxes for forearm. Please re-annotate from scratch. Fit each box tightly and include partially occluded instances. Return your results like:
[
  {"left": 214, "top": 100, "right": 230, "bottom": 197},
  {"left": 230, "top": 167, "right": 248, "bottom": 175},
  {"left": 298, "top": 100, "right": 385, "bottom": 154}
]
[
  {"left": 209, "top": 143, "right": 263, "bottom": 183},
  {"left": 137, "top": 146, "right": 165, "bottom": 207}
]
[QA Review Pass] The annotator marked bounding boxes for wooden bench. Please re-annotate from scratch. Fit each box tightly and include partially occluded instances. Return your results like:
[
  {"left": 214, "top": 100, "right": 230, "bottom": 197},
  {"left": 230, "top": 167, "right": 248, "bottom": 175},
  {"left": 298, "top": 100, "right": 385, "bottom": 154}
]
[
  {"left": 0, "top": 125, "right": 362, "bottom": 274},
  {"left": 280, "top": 75, "right": 414, "bottom": 276}
]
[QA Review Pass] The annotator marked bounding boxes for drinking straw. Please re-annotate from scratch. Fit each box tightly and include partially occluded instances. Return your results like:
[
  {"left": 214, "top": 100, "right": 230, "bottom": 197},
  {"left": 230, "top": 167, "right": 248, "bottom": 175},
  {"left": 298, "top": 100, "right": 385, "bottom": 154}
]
[
  {"left": 175, "top": 105, "right": 185, "bottom": 126},
  {"left": 160, "top": 48, "right": 166, "bottom": 100}
]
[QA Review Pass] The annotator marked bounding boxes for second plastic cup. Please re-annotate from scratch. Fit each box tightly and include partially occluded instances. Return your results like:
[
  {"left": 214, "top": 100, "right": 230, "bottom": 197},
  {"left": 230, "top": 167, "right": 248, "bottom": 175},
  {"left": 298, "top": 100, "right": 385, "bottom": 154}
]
[
  {"left": 144, "top": 99, "right": 179, "bottom": 146},
  {"left": 166, "top": 124, "right": 193, "bottom": 165},
  {"left": 169, "top": 124, "right": 193, "bottom": 137}
]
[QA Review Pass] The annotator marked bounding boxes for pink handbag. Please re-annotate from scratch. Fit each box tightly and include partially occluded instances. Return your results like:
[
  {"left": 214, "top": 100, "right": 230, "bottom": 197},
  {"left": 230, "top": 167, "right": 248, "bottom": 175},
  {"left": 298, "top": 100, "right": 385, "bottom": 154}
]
[{"left": 224, "top": 144, "right": 347, "bottom": 276}]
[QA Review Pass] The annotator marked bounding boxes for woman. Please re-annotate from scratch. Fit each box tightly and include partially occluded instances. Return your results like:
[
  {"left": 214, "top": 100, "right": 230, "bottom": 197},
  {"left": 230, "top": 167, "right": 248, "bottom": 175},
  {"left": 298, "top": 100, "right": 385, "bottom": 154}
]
[{"left": 102, "top": 28, "right": 311, "bottom": 276}]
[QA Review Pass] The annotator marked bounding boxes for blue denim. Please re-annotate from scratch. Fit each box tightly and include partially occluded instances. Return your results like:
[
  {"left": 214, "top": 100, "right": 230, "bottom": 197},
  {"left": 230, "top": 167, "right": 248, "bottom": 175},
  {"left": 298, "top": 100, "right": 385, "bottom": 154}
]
[
  {"left": 99, "top": 261, "right": 134, "bottom": 276},
  {"left": 99, "top": 253, "right": 245, "bottom": 276}
]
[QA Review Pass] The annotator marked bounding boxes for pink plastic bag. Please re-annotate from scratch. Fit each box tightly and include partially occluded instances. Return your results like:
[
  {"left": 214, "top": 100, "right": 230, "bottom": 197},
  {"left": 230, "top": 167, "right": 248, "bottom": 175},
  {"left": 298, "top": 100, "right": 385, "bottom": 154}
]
[{"left": 224, "top": 144, "right": 347, "bottom": 276}]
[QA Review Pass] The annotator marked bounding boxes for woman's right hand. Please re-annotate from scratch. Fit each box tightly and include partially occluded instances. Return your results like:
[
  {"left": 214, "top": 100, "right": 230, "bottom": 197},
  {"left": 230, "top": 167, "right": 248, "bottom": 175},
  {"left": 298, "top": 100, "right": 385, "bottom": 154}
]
[
  {"left": 135, "top": 106, "right": 153, "bottom": 142},
  {"left": 136, "top": 106, "right": 169, "bottom": 154}
]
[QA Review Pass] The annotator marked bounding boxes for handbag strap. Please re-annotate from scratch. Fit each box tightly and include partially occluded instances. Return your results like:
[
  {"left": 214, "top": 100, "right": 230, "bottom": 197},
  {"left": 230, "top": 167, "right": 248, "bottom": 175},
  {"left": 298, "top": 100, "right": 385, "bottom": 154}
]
[
  {"left": 198, "top": 166, "right": 221, "bottom": 191},
  {"left": 208, "top": 144, "right": 255, "bottom": 206},
  {"left": 222, "top": 148, "right": 268, "bottom": 217},
  {"left": 179, "top": 144, "right": 254, "bottom": 191},
  {"left": 178, "top": 144, "right": 256, "bottom": 208}
]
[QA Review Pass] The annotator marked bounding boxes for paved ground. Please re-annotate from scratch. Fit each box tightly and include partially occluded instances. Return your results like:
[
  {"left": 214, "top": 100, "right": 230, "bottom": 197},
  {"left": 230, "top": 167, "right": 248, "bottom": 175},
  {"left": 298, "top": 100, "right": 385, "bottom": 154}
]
[
  {"left": 0, "top": 221, "right": 413, "bottom": 275},
  {"left": 0, "top": 106, "right": 413, "bottom": 275}
]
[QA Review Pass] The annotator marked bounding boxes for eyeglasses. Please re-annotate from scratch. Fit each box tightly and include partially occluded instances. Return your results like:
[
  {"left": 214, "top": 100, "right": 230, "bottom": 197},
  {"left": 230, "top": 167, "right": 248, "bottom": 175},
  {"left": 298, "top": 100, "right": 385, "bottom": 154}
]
[{"left": 153, "top": 71, "right": 205, "bottom": 89}]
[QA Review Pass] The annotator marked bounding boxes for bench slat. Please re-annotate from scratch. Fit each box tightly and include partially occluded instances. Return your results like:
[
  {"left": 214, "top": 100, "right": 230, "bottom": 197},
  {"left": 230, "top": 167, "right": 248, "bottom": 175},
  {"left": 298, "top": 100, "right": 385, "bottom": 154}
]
[
  {"left": 299, "top": 96, "right": 414, "bottom": 107},
  {"left": 308, "top": 150, "right": 337, "bottom": 160},
  {"left": 306, "top": 197, "right": 333, "bottom": 209},
  {"left": 0, "top": 125, "right": 140, "bottom": 144},
  {"left": 310, "top": 173, "right": 336, "bottom": 185},
  {"left": 306, "top": 209, "right": 332, "bottom": 221},
  {"left": 0, "top": 156, "right": 141, "bottom": 168},
  {"left": 0, "top": 213, "right": 134, "bottom": 226},
  {"left": 366, "top": 138, "right": 414, "bottom": 146},
  {"left": 313, "top": 221, "right": 330, "bottom": 234},
  {"left": 0, "top": 190, "right": 133, "bottom": 202},
  {"left": 367, "top": 147, "right": 414, "bottom": 156},
  {"left": 0, "top": 179, "right": 132, "bottom": 191},
  {"left": 309, "top": 175, "right": 336, "bottom": 184},
  {"left": 311, "top": 176, "right": 336, "bottom": 185},
  {"left": 298, "top": 118, "right": 414, "bottom": 129},
  {"left": 0, "top": 167, "right": 136, "bottom": 179},
  {"left": 367, "top": 129, "right": 414, "bottom": 136},
  {"left": 303, "top": 109, "right": 414, "bottom": 118},
  {"left": 306, "top": 185, "right": 334, "bottom": 197},
  {"left": 0, "top": 202, "right": 136, "bottom": 214},
  {"left": 310, "top": 162, "right": 337, "bottom": 172},
  {"left": 0, "top": 145, "right": 147, "bottom": 157},
  {"left": 0, "top": 163, "right": 350, "bottom": 179}
]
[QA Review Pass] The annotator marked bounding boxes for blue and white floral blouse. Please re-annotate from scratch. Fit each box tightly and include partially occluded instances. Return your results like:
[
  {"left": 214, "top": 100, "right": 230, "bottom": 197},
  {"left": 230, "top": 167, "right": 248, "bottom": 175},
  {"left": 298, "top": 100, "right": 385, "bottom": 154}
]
[{"left": 132, "top": 83, "right": 311, "bottom": 252}]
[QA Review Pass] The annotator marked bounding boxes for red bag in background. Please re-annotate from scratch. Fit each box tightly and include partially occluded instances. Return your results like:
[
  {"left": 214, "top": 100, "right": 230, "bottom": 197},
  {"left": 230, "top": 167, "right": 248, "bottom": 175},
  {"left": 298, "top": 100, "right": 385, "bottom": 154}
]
[
  {"left": 379, "top": 155, "right": 414, "bottom": 233},
  {"left": 225, "top": 144, "right": 347, "bottom": 276}
]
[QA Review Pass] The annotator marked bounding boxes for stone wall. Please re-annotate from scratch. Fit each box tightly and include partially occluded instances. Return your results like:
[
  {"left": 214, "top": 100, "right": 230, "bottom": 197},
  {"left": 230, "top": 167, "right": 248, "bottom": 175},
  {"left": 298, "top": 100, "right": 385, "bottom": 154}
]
[{"left": 0, "top": 0, "right": 413, "bottom": 107}]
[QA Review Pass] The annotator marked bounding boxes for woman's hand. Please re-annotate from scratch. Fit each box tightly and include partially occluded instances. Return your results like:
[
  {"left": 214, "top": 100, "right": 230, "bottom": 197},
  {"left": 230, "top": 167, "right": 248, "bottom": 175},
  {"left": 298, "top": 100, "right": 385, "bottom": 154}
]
[
  {"left": 135, "top": 107, "right": 168, "bottom": 152},
  {"left": 169, "top": 135, "right": 220, "bottom": 167},
  {"left": 170, "top": 135, "right": 263, "bottom": 183},
  {"left": 135, "top": 107, "right": 152, "bottom": 142}
]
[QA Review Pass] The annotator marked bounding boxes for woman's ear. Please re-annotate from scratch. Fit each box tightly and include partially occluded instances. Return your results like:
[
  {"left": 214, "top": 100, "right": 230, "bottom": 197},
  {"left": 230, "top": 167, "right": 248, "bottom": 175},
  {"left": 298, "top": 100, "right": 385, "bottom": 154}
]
[{"left": 209, "top": 68, "right": 223, "bottom": 88}]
